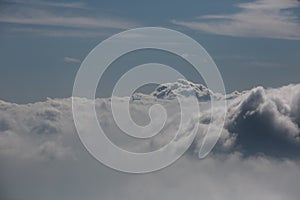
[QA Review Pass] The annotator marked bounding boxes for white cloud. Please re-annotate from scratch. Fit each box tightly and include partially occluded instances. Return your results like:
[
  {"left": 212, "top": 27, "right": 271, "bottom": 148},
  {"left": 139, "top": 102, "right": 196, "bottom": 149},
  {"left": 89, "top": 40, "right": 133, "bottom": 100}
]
[
  {"left": 0, "top": 82, "right": 300, "bottom": 199},
  {"left": 171, "top": 0, "right": 300, "bottom": 40},
  {"left": 64, "top": 57, "right": 81, "bottom": 63},
  {"left": 0, "top": 98, "right": 75, "bottom": 161},
  {"left": 0, "top": 7, "right": 137, "bottom": 29},
  {"left": 0, "top": 3, "right": 139, "bottom": 38},
  {"left": 0, "top": 81, "right": 299, "bottom": 160}
]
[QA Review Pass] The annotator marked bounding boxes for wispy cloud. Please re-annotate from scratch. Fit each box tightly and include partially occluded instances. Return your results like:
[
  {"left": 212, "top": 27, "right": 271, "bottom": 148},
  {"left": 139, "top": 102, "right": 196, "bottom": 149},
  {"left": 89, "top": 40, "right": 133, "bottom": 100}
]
[
  {"left": 8, "top": 27, "right": 110, "bottom": 38},
  {"left": 0, "top": 2, "right": 139, "bottom": 37},
  {"left": 214, "top": 55, "right": 282, "bottom": 68},
  {"left": 171, "top": 0, "right": 300, "bottom": 40},
  {"left": 3, "top": 0, "right": 89, "bottom": 9},
  {"left": 64, "top": 57, "right": 81, "bottom": 63},
  {"left": 0, "top": 7, "right": 138, "bottom": 29},
  {"left": 250, "top": 61, "right": 281, "bottom": 68}
]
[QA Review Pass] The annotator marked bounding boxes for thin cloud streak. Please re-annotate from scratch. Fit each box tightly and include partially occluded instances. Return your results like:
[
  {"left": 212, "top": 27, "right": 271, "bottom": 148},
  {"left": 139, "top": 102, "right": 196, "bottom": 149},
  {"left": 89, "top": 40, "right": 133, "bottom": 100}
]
[
  {"left": 0, "top": 1, "right": 140, "bottom": 38},
  {"left": 9, "top": 27, "right": 110, "bottom": 38},
  {"left": 2, "top": 0, "right": 89, "bottom": 9},
  {"left": 64, "top": 57, "right": 81, "bottom": 63},
  {"left": 0, "top": 8, "right": 138, "bottom": 29},
  {"left": 171, "top": 0, "right": 300, "bottom": 40}
]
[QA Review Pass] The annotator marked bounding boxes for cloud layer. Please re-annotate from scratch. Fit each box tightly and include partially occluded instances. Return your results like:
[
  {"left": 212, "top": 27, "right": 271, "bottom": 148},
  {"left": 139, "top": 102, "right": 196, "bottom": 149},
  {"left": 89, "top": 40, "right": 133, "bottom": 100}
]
[{"left": 0, "top": 82, "right": 300, "bottom": 199}]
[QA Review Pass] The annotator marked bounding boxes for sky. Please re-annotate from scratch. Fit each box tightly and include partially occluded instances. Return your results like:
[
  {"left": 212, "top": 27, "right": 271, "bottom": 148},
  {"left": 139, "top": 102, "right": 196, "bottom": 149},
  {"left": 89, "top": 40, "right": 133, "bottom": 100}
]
[
  {"left": 0, "top": 0, "right": 300, "bottom": 103},
  {"left": 1, "top": 1, "right": 300, "bottom": 200}
]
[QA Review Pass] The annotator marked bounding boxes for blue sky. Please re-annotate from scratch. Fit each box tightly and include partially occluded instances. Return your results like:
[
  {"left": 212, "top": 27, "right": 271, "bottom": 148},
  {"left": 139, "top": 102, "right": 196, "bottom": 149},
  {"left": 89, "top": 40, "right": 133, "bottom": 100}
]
[{"left": 0, "top": 0, "right": 300, "bottom": 103}]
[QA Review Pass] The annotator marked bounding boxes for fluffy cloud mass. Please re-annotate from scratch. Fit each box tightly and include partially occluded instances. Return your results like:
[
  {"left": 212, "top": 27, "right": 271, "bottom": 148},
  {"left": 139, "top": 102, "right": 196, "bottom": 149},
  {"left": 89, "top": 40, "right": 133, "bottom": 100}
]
[{"left": 0, "top": 81, "right": 300, "bottom": 199}]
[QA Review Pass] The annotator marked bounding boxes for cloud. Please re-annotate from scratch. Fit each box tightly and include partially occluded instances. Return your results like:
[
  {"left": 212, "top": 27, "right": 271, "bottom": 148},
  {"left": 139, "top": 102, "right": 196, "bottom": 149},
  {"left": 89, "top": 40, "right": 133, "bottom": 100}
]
[
  {"left": 224, "top": 85, "right": 300, "bottom": 157},
  {"left": 63, "top": 57, "right": 81, "bottom": 63},
  {"left": 171, "top": 0, "right": 300, "bottom": 40},
  {"left": 8, "top": 27, "right": 110, "bottom": 38},
  {"left": 3, "top": 0, "right": 89, "bottom": 9},
  {"left": 0, "top": 82, "right": 300, "bottom": 199},
  {"left": 250, "top": 61, "right": 281, "bottom": 68},
  {"left": 0, "top": 81, "right": 299, "bottom": 160},
  {"left": 0, "top": 98, "right": 75, "bottom": 162},
  {"left": 138, "top": 80, "right": 300, "bottom": 157},
  {"left": 0, "top": 2, "right": 139, "bottom": 37},
  {"left": 119, "top": 154, "right": 300, "bottom": 200},
  {"left": 0, "top": 7, "right": 138, "bottom": 29},
  {"left": 1, "top": 149, "right": 300, "bottom": 200}
]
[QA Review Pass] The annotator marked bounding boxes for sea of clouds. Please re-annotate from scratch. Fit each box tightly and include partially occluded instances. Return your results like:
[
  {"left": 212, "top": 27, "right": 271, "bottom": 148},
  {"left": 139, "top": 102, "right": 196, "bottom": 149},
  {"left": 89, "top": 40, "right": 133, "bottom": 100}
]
[{"left": 0, "top": 81, "right": 300, "bottom": 200}]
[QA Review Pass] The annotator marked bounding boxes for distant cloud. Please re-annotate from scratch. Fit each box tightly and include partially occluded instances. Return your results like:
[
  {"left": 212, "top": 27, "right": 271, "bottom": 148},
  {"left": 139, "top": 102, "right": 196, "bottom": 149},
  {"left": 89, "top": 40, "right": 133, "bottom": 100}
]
[
  {"left": 171, "top": 0, "right": 300, "bottom": 40},
  {"left": 3, "top": 0, "right": 89, "bottom": 9},
  {"left": 250, "top": 61, "right": 281, "bottom": 68},
  {"left": 0, "top": 7, "right": 138, "bottom": 29},
  {"left": 118, "top": 32, "right": 146, "bottom": 39},
  {"left": 64, "top": 57, "right": 81, "bottom": 63},
  {"left": 0, "top": 2, "right": 139, "bottom": 37},
  {"left": 9, "top": 27, "right": 109, "bottom": 38}
]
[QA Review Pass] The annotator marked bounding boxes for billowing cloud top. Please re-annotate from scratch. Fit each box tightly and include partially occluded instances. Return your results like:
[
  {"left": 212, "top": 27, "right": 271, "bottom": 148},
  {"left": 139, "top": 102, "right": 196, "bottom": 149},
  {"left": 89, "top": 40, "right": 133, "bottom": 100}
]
[
  {"left": 0, "top": 80, "right": 300, "bottom": 200},
  {"left": 0, "top": 80, "right": 299, "bottom": 161}
]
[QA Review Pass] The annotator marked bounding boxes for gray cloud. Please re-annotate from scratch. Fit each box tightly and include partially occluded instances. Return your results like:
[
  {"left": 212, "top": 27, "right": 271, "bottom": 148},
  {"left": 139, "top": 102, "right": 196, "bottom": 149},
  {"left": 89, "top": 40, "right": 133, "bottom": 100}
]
[
  {"left": 224, "top": 85, "right": 300, "bottom": 157},
  {"left": 0, "top": 98, "right": 75, "bottom": 161}
]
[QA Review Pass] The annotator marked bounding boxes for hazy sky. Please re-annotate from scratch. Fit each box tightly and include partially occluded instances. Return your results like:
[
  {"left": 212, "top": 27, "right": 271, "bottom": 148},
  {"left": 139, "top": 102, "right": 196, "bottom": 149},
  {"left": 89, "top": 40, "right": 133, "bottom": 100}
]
[{"left": 0, "top": 0, "right": 300, "bottom": 103}]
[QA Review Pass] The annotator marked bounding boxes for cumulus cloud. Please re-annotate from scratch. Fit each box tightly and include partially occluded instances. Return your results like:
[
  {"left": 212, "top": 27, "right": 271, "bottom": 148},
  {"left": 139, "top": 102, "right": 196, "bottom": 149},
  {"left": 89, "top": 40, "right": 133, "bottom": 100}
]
[
  {"left": 0, "top": 81, "right": 299, "bottom": 159},
  {"left": 224, "top": 85, "right": 300, "bottom": 157},
  {"left": 171, "top": 0, "right": 300, "bottom": 40},
  {"left": 0, "top": 98, "right": 75, "bottom": 161},
  {"left": 0, "top": 81, "right": 300, "bottom": 199}
]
